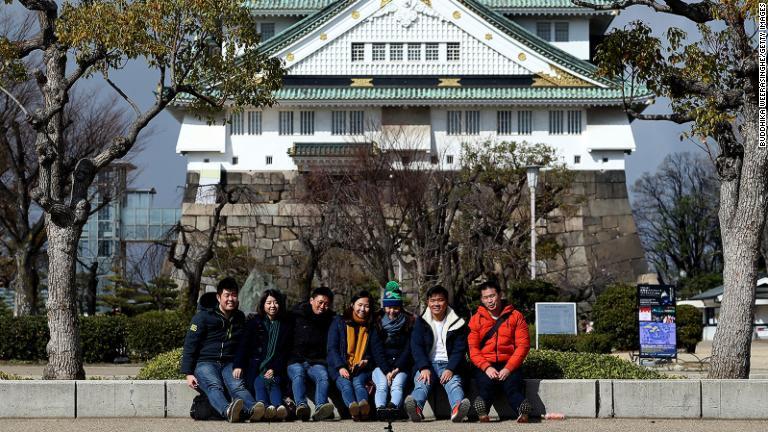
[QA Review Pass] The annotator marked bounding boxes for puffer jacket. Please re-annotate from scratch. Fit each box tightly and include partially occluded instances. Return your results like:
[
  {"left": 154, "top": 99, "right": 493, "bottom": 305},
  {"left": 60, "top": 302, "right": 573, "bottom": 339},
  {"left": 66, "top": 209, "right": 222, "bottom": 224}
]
[
  {"left": 180, "top": 292, "right": 247, "bottom": 375},
  {"left": 467, "top": 303, "right": 530, "bottom": 372}
]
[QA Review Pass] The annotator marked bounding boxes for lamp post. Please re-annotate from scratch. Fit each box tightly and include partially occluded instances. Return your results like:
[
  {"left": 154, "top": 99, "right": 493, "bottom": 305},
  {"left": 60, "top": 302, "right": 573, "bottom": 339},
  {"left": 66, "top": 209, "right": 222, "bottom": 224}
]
[{"left": 527, "top": 165, "right": 541, "bottom": 279}]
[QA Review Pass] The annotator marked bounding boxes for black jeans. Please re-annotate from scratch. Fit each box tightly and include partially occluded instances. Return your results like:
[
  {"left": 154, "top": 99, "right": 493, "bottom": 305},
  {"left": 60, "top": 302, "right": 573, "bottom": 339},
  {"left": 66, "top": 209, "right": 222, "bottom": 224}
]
[{"left": 473, "top": 363, "right": 525, "bottom": 415}]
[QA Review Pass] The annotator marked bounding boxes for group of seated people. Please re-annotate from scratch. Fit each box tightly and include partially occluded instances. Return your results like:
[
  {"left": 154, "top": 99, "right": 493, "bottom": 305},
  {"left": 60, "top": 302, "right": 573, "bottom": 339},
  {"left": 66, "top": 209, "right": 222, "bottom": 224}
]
[{"left": 181, "top": 277, "right": 531, "bottom": 423}]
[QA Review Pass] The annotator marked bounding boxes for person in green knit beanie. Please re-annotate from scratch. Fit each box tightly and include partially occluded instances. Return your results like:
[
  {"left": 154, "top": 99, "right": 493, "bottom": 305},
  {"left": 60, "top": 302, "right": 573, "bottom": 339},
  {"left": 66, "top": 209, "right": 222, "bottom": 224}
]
[{"left": 369, "top": 280, "right": 417, "bottom": 419}]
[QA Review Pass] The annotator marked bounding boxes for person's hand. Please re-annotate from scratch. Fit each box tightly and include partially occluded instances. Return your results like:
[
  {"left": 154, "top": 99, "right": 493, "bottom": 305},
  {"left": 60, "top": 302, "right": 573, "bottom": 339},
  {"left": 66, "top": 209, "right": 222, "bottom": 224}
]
[
  {"left": 498, "top": 368, "right": 511, "bottom": 381},
  {"left": 440, "top": 369, "right": 454, "bottom": 385},
  {"left": 339, "top": 368, "right": 351, "bottom": 379},
  {"left": 232, "top": 368, "right": 242, "bottom": 379},
  {"left": 264, "top": 369, "right": 274, "bottom": 380},
  {"left": 417, "top": 369, "right": 431, "bottom": 384},
  {"left": 484, "top": 366, "right": 499, "bottom": 380},
  {"left": 186, "top": 374, "right": 198, "bottom": 389},
  {"left": 386, "top": 368, "right": 399, "bottom": 385}
]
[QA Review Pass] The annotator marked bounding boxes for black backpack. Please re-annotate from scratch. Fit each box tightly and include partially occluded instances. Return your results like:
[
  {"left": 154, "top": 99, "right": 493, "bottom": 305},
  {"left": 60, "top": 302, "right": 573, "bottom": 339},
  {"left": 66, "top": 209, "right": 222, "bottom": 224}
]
[{"left": 190, "top": 393, "right": 224, "bottom": 421}]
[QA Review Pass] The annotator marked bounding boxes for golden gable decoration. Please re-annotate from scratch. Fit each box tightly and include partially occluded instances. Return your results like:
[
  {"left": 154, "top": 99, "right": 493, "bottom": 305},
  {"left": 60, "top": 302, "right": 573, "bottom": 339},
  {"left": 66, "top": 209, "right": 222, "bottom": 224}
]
[{"left": 532, "top": 66, "right": 592, "bottom": 87}]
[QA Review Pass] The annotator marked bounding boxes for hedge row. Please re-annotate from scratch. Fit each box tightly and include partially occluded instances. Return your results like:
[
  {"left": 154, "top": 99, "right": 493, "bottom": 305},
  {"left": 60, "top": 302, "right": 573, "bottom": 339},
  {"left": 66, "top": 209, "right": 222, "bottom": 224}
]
[
  {"left": 537, "top": 333, "right": 613, "bottom": 354},
  {"left": 136, "top": 348, "right": 665, "bottom": 380},
  {"left": 0, "top": 311, "right": 188, "bottom": 363}
]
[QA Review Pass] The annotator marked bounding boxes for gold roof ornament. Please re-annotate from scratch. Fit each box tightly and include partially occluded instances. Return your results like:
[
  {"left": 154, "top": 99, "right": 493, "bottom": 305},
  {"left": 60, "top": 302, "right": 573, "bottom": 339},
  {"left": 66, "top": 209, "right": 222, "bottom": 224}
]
[
  {"left": 286, "top": 53, "right": 294, "bottom": 62},
  {"left": 532, "top": 66, "right": 592, "bottom": 87},
  {"left": 518, "top": 53, "right": 527, "bottom": 61},
  {"left": 438, "top": 78, "right": 462, "bottom": 87},
  {"left": 319, "top": 33, "right": 328, "bottom": 40},
  {"left": 453, "top": 10, "right": 461, "bottom": 19},
  {"left": 352, "top": 10, "right": 360, "bottom": 19},
  {"left": 350, "top": 78, "right": 374, "bottom": 87}
]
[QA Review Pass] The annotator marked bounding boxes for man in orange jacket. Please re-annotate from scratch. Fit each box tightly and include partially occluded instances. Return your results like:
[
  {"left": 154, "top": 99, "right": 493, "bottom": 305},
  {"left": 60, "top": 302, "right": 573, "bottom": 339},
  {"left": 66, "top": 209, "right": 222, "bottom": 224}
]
[{"left": 467, "top": 280, "right": 531, "bottom": 423}]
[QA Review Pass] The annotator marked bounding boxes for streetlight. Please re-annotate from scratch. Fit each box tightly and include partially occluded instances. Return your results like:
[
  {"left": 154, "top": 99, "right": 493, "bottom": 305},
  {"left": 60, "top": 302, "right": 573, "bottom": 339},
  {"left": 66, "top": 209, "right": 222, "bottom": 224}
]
[{"left": 527, "top": 165, "right": 541, "bottom": 279}]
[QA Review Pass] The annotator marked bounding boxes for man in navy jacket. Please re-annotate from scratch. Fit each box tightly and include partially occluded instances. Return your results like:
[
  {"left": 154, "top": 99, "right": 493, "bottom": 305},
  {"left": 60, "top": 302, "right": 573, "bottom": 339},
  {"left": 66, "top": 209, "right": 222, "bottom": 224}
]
[
  {"left": 405, "top": 285, "right": 471, "bottom": 422},
  {"left": 181, "top": 277, "right": 258, "bottom": 422}
]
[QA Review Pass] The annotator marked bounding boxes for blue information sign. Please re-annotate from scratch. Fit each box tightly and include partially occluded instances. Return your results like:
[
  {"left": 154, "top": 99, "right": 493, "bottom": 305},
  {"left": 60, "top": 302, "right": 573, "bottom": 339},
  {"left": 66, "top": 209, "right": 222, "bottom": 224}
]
[{"left": 638, "top": 284, "right": 677, "bottom": 358}]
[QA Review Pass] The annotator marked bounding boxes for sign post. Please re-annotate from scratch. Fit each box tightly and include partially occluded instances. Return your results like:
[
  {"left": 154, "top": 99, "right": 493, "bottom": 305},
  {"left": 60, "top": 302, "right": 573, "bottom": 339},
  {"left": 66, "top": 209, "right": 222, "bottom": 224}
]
[
  {"left": 535, "top": 302, "right": 577, "bottom": 349},
  {"left": 638, "top": 284, "right": 677, "bottom": 359}
]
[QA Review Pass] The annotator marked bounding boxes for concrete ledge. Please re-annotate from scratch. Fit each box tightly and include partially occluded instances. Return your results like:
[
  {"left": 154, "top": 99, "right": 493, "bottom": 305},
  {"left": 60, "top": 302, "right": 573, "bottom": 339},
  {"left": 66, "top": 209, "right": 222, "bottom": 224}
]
[
  {"left": 166, "top": 381, "right": 197, "bottom": 418},
  {"left": 613, "top": 380, "right": 700, "bottom": 418},
  {"left": 702, "top": 379, "right": 768, "bottom": 419},
  {"left": 76, "top": 380, "right": 165, "bottom": 418},
  {"left": 0, "top": 381, "right": 75, "bottom": 418},
  {"left": 526, "top": 379, "right": 597, "bottom": 417},
  {"left": 597, "top": 380, "right": 613, "bottom": 418}
]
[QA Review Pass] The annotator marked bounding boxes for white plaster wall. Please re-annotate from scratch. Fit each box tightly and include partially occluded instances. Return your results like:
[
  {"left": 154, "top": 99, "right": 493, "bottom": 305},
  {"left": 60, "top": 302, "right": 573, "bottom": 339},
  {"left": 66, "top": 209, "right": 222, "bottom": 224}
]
[
  {"left": 176, "top": 114, "right": 226, "bottom": 153},
  {"left": 513, "top": 17, "right": 590, "bottom": 60},
  {"left": 182, "top": 106, "right": 629, "bottom": 172}
]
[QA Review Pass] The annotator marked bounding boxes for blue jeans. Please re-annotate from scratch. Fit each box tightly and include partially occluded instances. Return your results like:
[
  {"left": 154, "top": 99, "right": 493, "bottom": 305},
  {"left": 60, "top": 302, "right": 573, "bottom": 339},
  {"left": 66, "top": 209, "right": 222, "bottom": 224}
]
[
  {"left": 194, "top": 362, "right": 256, "bottom": 417},
  {"left": 372, "top": 367, "right": 408, "bottom": 408},
  {"left": 254, "top": 374, "right": 283, "bottom": 407},
  {"left": 335, "top": 371, "right": 371, "bottom": 407},
  {"left": 410, "top": 361, "right": 464, "bottom": 409},
  {"left": 287, "top": 362, "right": 330, "bottom": 406},
  {"left": 473, "top": 364, "right": 525, "bottom": 415}
]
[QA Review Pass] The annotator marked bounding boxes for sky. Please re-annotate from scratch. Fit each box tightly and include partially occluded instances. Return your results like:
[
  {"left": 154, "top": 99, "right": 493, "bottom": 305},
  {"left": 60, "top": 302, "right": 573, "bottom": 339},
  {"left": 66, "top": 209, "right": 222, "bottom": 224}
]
[{"left": 62, "top": 5, "right": 709, "bottom": 207}]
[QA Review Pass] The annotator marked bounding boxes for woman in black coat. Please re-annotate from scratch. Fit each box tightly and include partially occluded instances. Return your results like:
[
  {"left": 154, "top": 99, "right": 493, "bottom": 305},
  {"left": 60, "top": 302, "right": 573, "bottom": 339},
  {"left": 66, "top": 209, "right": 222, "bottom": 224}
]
[{"left": 234, "top": 289, "right": 291, "bottom": 421}]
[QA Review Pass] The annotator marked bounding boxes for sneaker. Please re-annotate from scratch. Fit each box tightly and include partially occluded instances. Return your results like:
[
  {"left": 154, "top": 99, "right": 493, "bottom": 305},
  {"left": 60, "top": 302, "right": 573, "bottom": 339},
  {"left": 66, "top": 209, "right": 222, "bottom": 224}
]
[
  {"left": 264, "top": 405, "right": 276, "bottom": 420},
  {"left": 358, "top": 400, "right": 370, "bottom": 418},
  {"left": 348, "top": 401, "right": 360, "bottom": 418},
  {"left": 517, "top": 399, "right": 531, "bottom": 423},
  {"left": 226, "top": 398, "right": 244, "bottom": 423},
  {"left": 250, "top": 401, "right": 265, "bottom": 422},
  {"left": 451, "top": 398, "right": 470, "bottom": 423},
  {"left": 296, "top": 403, "right": 311, "bottom": 421},
  {"left": 275, "top": 405, "right": 288, "bottom": 420},
  {"left": 283, "top": 397, "right": 296, "bottom": 420},
  {"left": 404, "top": 396, "right": 423, "bottom": 422},
  {"left": 473, "top": 397, "right": 490, "bottom": 423},
  {"left": 312, "top": 403, "right": 335, "bottom": 421}
]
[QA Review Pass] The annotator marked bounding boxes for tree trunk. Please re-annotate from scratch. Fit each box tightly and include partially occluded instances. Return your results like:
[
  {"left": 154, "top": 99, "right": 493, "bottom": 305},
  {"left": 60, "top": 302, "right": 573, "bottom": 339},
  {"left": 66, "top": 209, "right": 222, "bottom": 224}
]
[
  {"left": 43, "top": 221, "right": 85, "bottom": 379},
  {"left": 13, "top": 245, "right": 38, "bottom": 316},
  {"left": 85, "top": 262, "right": 98, "bottom": 316},
  {"left": 182, "top": 265, "right": 204, "bottom": 315},
  {"left": 709, "top": 104, "right": 767, "bottom": 379}
]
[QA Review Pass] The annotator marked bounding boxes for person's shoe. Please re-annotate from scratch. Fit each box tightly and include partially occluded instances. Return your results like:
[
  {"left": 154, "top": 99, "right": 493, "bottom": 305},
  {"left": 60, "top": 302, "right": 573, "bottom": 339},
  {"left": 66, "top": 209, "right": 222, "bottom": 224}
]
[
  {"left": 516, "top": 399, "right": 531, "bottom": 423},
  {"left": 283, "top": 397, "right": 296, "bottom": 420},
  {"left": 264, "top": 405, "right": 276, "bottom": 420},
  {"left": 226, "top": 398, "right": 244, "bottom": 423},
  {"left": 404, "top": 396, "right": 423, "bottom": 422},
  {"left": 275, "top": 405, "right": 288, "bottom": 420},
  {"left": 358, "top": 400, "right": 370, "bottom": 418},
  {"left": 348, "top": 401, "right": 360, "bottom": 419},
  {"left": 451, "top": 398, "right": 470, "bottom": 423},
  {"left": 249, "top": 401, "right": 265, "bottom": 422},
  {"left": 312, "top": 403, "right": 335, "bottom": 421},
  {"left": 473, "top": 397, "right": 490, "bottom": 423},
  {"left": 296, "top": 403, "right": 311, "bottom": 421}
]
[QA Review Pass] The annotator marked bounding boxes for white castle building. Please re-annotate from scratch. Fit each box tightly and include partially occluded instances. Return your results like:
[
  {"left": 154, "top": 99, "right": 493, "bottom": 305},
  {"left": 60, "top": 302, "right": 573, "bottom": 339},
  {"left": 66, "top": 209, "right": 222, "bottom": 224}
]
[{"left": 170, "top": 0, "right": 650, "bottom": 290}]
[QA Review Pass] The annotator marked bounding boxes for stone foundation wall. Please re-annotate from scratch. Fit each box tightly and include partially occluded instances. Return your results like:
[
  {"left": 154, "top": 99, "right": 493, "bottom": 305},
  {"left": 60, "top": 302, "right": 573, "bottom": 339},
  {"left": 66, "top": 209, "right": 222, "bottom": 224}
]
[{"left": 177, "top": 170, "right": 647, "bottom": 295}]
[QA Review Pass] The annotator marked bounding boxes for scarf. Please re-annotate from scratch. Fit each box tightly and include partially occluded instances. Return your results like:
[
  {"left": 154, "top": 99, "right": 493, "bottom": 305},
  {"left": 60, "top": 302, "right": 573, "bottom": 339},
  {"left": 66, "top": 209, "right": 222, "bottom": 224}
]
[
  {"left": 381, "top": 312, "right": 407, "bottom": 338},
  {"left": 259, "top": 318, "right": 280, "bottom": 374},
  {"left": 345, "top": 314, "right": 369, "bottom": 369}
]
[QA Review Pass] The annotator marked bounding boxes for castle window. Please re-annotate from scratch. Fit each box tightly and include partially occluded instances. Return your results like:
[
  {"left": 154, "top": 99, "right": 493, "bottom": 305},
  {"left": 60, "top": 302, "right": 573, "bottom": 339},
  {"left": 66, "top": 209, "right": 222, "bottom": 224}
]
[
  {"left": 372, "top": 43, "right": 386, "bottom": 61},
  {"left": 300, "top": 111, "right": 315, "bottom": 135},
  {"left": 464, "top": 111, "right": 480, "bottom": 135},
  {"left": 260, "top": 22, "right": 275, "bottom": 41},
  {"left": 351, "top": 43, "right": 365, "bottom": 62},
  {"left": 232, "top": 157, "right": 239, "bottom": 165},
  {"left": 497, "top": 110, "right": 513, "bottom": 135},
  {"left": 517, "top": 110, "right": 532, "bottom": 135},
  {"left": 390, "top": 43, "right": 403, "bottom": 61},
  {"left": 447, "top": 111, "right": 462, "bottom": 135},
  {"left": 425, "top": 43, "right": 439, "bottom": 61},
  {"left": 536, "top": 22, "right": 551, "bottom": 41},
  {"left": 230, "top": 112, "right": 244, "bottom": 135},
  {"left": 279, "top": 111, "right": 294, "bottom": 135},
  {"left": 446, "top": 155, "right": 454, "bottom": 164},
  {"left": 350, "top": 110, "right": 365, "bottom": 135},
  {"left": 266, "top": 155, "right": 273, "bottom": 165},
  {"left": 549, "top": 110, "right": 564, "bottom": 135},
  {"left": 447, "top": 43, "right": 460, "bottom": 61},
  {"left": 332, "top": 111, "right": 347, "bottom": 135},
  {"left": 555, "top": 22, "right": 570, "bottom": 42},
  {"left": 567, "top": 110, "right": 582, "bottom": 134},
  {"left": 574, "top": 155, "right": 581, "bottom": 164},
  {"left": 247, "top": 111, "right": 262, "bottom": 135},
  {"left": 407, "top": 43, "right": 421, "bottom": 61}
]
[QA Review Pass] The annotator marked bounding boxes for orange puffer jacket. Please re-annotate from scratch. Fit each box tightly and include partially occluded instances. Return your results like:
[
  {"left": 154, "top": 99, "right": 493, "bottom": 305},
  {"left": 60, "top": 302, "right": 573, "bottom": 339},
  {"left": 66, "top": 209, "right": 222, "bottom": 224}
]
[{"left": 468, "top": 304, "right": 530, "bottom": 372}]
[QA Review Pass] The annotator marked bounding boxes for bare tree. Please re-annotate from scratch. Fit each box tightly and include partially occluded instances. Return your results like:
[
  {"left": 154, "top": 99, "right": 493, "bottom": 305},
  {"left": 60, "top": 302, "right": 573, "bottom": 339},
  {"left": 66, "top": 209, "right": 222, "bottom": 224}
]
[{"left": 632, "top": 152, "right": 722, "bottom": 280}]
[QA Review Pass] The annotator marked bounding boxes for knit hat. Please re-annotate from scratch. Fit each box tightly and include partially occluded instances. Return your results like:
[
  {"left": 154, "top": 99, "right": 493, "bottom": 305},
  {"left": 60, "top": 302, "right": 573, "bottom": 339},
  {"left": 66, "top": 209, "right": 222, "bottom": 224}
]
[{"left": 382, "top": 281, "right": 403, "bottom": 307}]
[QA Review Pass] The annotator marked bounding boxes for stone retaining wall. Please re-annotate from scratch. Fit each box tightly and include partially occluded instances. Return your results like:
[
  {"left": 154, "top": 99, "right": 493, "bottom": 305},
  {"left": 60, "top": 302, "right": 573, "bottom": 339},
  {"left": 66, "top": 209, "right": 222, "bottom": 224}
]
[{"left": 1, "top": 380, "right": 767, "bottom": 419}]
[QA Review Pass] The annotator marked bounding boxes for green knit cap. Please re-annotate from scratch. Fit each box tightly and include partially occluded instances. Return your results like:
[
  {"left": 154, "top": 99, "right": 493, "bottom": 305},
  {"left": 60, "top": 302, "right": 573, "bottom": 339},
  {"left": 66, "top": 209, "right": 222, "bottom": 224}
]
[{"left": 383, "top": 280, "right": 403, "bottom": 307}]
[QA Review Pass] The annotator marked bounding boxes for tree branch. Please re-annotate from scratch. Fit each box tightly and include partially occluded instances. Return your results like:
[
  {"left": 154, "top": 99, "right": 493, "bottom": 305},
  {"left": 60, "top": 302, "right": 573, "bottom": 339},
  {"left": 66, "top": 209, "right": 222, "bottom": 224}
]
[
  {"left": 0, "top": 86, "right": 31, "bottom": 118},
  {"left": 572, "top": 0, "right": 716, "bottom": 23},
  {"left": 104, "top": 77, "right": 141, "bottom": 116}
]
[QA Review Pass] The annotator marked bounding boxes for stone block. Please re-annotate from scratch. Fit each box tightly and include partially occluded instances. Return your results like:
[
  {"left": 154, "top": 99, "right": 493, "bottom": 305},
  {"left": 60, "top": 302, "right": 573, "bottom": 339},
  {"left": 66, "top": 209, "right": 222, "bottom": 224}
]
[
  {"left": 76, "top": 380, "right": 165, "bottom": 418},
  {"left": 272, "top": 241, "right": 291, "bottom": 257},
  {"left": 702, "top": 379, "right": 768, "bottom": 418},
  {"left": 266, "top": 226, "right": 280, "bottom": 239},
  {"left": 612, "top": 183, "right": 628, "bottom": 198},
  {"left": 565, "top": 217, "right": 584, "bottom": 232},
  {"left": 186, "top": 172, "right": 200, "bottom": 185},
  {"left": 525, "top": 380, "right": 597, "bottom": 418},
  {"left": 588, "top": 198, "right": 631, "bottom": 217},
  {"left": 280, "top": 228, "right": 298, "bottom": 241},
  {"left": 597, "top": 380, "right": 613, "bottom": 418},
  {"left": 612, "top": 380, "right": 700, "bottom": 418},
  {"left": 618, "top": 215, "right": 638, "bottom": 234},
  {"left": 252, "top": 224, "right": 266, "bottom": 238},
  {"left": 223, "top": 172, "right": 242, "bottom": 185},
  {"left": 601, "top": 216, "right": 618, "bottom": 229},
  {"left": 195, "top": 216, "right": 211, "bottom": 231},
  {"left": 256, "top": 238, "right": 273, "bottom": 250},
  {"left": 596, "top": 182, "right": 613, "bottom": 199},
  {"left": 0, "top": 381, "right": 75, "bottom": 418},
  {"left": 256, "top": 216, "right": 273, "bottom": 225},
  {"left": 166, "top": 380, "right": 198, "bottom": 418},
  {"left": 273, "top": 216, "right": 293, "bottom": 227}
]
